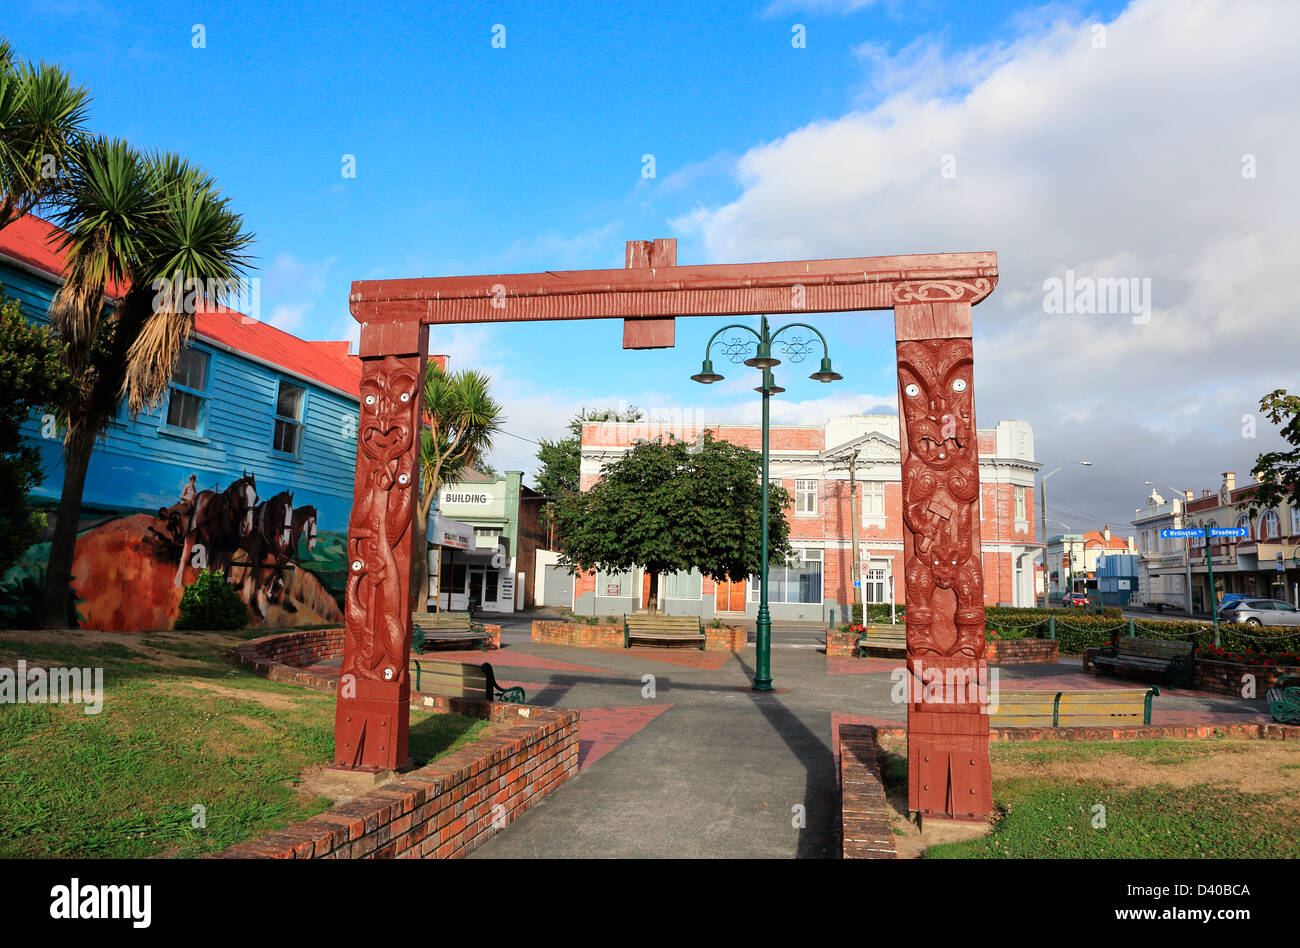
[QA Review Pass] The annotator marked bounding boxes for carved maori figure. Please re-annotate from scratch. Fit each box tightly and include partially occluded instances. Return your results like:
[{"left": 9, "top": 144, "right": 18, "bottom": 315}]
[
  {"left": 897, "top": 337, "right": 985, "bottom": 658},
  {"left": 341, "top": 355, "right": 421, "bottom": 685}
]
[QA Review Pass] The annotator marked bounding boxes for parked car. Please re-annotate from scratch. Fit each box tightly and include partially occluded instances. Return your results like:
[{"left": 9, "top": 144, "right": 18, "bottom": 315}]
[
  {"left": 1227, "top": 598, "right": 1300, "bottom": 626},
  {"left": 1062, "top": 593, "right": 1090, "bottom": 608},
  {"left": 1218, "top": 593, "right": 1249, "bottom": 614}
]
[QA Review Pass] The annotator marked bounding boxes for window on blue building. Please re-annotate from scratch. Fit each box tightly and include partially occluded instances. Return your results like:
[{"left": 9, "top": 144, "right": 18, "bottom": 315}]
[
  {"left": 273, "top": 380, "right": 304, "bottom": 454},
  {"left": 165, "top": 349, "right": 209, "bottom": 432}
]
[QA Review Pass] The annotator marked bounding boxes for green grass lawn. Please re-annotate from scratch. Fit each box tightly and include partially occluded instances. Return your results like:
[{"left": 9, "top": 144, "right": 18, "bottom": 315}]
[
  {"left": 0, "top": 628, "right": 495, "bottom": 858},
  {"left": 881, "top": 739, "right": 1300, "bottom": 859}
]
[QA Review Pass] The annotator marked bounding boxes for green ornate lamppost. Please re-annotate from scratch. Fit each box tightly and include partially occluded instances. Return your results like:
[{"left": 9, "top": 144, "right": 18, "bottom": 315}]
[{"left": 691, "top": 315, "right": 842, "bottom": 691}]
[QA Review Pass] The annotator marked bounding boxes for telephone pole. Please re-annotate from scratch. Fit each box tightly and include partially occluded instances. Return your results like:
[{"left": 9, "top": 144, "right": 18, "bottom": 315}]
[{"left": 823, "top": 444, "right": 864, "bottom": 625}]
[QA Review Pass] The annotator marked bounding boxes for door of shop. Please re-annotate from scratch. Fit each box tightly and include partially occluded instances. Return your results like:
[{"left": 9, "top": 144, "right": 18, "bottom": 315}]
[
  {"left": 715, "top": 578, "right": 746, "bottom": 614},
  {"left": 468, "top": 566, "right": 501, "bottom": 613}
]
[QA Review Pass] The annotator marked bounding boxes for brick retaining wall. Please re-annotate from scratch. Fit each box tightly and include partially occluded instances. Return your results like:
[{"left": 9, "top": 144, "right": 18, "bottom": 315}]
[
  {"left": 217, "top": 699, "right": 580, "bottom": 859},
  {"left": 234, "top": 627, "right": 345, "bottom": 693},
  {"left": 838, "top": 724, "right": 897, "bottom": 859},
  {"left": 825, "top": 630, "right": 858, "bottom": 657},
  {"left": 532, "top": 619, "right": 748, "bottom": 652},
  {"left": 235, "top": 625, "right": 502, "bottom": 694},
  {"left": 825, "top": 632, "right": 1058, "bottom": 664},
  {"left": 867, "top": 721, "right": 1300, "bottom": 742},
  {"left": 1193, "top": 658, "right": 1300, "bottom": 696},
  {"left": 532, "top": 620, "right": 625, "bottom": 649},
  {"left": 1080, "top": 647, "right": 1298, "bottom": 697},
  {"left": 986, "top": 637, "right": 1058, "bottom": 665}
]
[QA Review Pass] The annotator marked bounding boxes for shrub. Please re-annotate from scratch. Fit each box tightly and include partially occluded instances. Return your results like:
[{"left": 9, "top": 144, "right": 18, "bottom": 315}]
[{"left": 175, "top": 570, "right": 248, "bottom": 631}]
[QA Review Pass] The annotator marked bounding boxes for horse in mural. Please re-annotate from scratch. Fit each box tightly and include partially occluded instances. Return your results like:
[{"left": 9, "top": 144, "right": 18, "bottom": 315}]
[
  {"left": 291, "top": 505, "right": 318, "bottom": 553},
  {"left": 236, "top": 489, "right": 297, "bottom": 617},
  {"left": 172, "top": 472, "right": 259, "bottom": 587}
]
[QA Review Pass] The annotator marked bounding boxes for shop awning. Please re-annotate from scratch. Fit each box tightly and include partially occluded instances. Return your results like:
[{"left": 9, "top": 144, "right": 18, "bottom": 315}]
[{"left": 432, "top": 515, "right": 475, "bottom": 550}]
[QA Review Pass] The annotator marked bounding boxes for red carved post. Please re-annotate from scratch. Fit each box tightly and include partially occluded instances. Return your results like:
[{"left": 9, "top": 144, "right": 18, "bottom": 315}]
[
  {"left": 333, "top": 320, "right": 428, "bottom": 772},
  {"left": 894, "top": 295, "right": 993, "bottom": 822}
]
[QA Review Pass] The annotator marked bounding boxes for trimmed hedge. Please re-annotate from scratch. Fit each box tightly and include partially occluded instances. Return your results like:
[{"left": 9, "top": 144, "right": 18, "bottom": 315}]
[{"left": 846, "top": 604, "right": 1300, "bottom": 657}]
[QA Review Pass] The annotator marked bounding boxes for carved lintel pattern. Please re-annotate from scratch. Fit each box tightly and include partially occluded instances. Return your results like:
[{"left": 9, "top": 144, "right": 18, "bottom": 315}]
[{"left": 893, "top": 279, "right": 992, "bottom": 304}]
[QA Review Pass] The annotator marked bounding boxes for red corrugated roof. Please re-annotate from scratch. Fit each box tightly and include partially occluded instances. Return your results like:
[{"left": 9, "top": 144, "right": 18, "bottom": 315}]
[{"left": 0, "top": 213, "right": 361, "bottom": 398}]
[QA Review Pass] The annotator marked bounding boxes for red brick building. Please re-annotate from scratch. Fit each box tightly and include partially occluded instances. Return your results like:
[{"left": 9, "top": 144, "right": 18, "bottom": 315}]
[{"left": 536, "top": 414, "right": 1040, "bottom": 622}]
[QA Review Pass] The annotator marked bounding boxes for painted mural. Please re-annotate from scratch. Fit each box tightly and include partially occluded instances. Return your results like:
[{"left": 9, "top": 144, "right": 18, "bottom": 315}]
[{"left": 5, "top": 468, "right": 349, "bottom": 631}]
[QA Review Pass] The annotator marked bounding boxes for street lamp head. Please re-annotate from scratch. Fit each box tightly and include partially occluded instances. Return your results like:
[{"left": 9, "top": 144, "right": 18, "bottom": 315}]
[
  {"left": 1080, "top": 461, "right": 1093, "bottom": 467},
  {"left": 754, "top": 368, "right": 785, "bottom": 394},
  {"left": 809, "top": 356, "right": 843, "bottom": 383},
  {"left": 743, "top": 340, "right": 781, "bottom": 370},
  {"left": 690, "top": 358, "right": 724, "bottom": 384}
]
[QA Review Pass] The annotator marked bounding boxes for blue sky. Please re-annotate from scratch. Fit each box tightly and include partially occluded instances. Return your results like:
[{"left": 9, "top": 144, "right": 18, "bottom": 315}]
[{"left": 8, "top": 0, "right": 1296, "bottom": 532}]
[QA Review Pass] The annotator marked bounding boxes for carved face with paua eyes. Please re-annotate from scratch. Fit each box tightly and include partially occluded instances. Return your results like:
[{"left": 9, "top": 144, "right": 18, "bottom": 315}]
[
  {"left": 358, "top": 356, "right": 419, "bottom": 464},
  {"left": 897, "top": 339, "right": 974, "bottom": 473}
]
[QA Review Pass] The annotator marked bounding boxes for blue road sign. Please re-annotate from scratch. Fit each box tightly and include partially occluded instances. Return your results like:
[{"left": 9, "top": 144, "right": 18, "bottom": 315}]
[{"left": 1161, "top": 526, "right": 1248, "bottom": 539}]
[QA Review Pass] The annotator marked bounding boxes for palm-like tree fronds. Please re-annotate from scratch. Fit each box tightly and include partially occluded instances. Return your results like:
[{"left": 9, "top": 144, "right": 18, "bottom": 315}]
[{"left": 0, "top": 43, "right": 91, "bottom": 229}]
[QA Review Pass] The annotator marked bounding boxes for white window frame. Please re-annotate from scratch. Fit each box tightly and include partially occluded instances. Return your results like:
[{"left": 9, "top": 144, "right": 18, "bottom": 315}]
[
  {"left": 663, "top": 569, "right": 703, "bottom": 601},
  {"left": 750, "top": 548, "right": 823, "bottom": 604},
  {"left": 1260, "top": 509, "right": 1281, "bottom": 540},
  {"left": 861, "top": 481, "right": 886, "bottom": 528},
  {"left": 596, "top": 568, "right": 637, "bottom": 598},
  {"left": 795, "top": 478, "right": 818, "bottom": 517}
]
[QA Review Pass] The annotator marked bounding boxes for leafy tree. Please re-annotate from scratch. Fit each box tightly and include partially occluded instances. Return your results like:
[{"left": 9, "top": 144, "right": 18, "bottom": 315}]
[
  {"left": 534, "top": 405, "right": 645, "bottom": 540},
  {"left": 416, "top": 361, "right": 503, "bottom": 606},
  {"left": 0, "top": 290, "right": 69, "bottom": 578},
  {"left": 472, "top": 459, "right": 500, "bottom": 480},
  {"left": 0, "top": 38, "right": 92, "bottom": 230},
  {"left": 39, "top": 136, "right": 253, "bottom": 627},
  {"left": 1243, "top": 389, "right": 1300, "bottom": 516},
  {"left": 552, "top": 432, "right": 792, "bottom": 609}
]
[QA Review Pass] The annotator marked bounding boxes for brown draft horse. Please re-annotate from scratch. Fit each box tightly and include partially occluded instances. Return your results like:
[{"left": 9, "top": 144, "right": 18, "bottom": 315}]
[
  {"left": 236, "top": 489, "right": 296, "bottom": 617},
  {"left": 173, "top": 472, "right": 259, "bottom": 587}
]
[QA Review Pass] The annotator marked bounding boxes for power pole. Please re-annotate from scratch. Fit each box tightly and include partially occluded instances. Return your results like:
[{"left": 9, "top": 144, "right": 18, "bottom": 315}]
[{"left": 848, "top": 447, "right": 862, "bottom": 624}]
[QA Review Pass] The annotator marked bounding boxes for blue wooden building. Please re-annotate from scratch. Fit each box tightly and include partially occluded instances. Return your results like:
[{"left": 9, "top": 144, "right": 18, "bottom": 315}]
[{"left": 0, "top": 214, "right": 361, "bottom": 630}]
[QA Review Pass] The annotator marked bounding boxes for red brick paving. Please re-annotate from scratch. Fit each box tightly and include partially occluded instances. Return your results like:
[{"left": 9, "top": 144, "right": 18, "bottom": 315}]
[
  {"left": 827, "top": 655, "right": 902, "bottom": 675},
  {"left": 596, "top": 647, "right": 736, "bottom": 670},
  {"left": 573, "top": 705, "right": 674, "bottom": 771},
  {"left": 417, "top": 648, "right": 611, "bottom": 673}
]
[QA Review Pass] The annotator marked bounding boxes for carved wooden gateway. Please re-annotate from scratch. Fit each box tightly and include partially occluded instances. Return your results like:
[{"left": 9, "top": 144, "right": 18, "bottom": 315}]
[{"left": 339, "top": 241, "right": 998, "bottom": 822}]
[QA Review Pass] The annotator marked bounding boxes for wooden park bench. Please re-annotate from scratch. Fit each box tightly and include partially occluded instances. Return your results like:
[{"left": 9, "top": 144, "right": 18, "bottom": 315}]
[
  {"left": 624, "top": 613, "right": 706, "bottom": 650},
  {"left": 991, "top": 687, "right": 1159, "bottom": 727},
  {"left": 1092, "top": 636, "right": 1197, "bottom": 688},
  {"left": 857, "top": 625, "right": 906, "bottom": 658},
  {"left": 1267, "top": 676, "right": 1300, "bottom": 725},
  {"left": 411, "top": 611, "right": 491, "bottom": 654},
  {"left": 408, "top": 658, "right": 525, "bottom": 704}
]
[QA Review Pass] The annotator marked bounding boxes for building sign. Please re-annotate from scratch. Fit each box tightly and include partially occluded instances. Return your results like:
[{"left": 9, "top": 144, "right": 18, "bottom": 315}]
[
  {"left": 442, "top": 491, "right": 491, "bottom": 505},
  {"left": 606, "top": 584, "right": 620, "bottom": 596},
  {"left": 500, "top": 575, "right": 515, "bottom": 604},
  {"left": 432, "top": 515, "right": 474, "bottom": 550},
  {"left": 1118, "top": 579, "right": 1131, "bottom": 590}
]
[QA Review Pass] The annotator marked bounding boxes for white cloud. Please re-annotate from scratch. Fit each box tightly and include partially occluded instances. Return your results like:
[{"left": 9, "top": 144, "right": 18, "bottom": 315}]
[{"left": 670, "top": 0, "right": 1300, "bottom": 528}]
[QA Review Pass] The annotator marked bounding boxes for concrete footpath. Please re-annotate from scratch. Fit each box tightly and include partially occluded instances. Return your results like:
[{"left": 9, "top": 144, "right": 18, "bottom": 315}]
[{"left": 449, "top": 616, "right": 1269, "bottom": 859}]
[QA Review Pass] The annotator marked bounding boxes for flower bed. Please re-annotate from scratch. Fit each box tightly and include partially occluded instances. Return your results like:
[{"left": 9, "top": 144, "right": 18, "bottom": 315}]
[{"left": 1192, "top": 656, "right": 1300, "bottom": 697}]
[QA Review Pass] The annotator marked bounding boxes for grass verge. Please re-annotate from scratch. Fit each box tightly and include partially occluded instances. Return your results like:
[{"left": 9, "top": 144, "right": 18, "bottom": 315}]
[{"left": 0, "top": 628, "right": 495, "bottom": 858}]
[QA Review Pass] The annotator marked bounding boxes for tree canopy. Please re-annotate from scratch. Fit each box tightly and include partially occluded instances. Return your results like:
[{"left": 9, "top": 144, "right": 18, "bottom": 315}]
[
  {"left": 552, "top": 432, "right": 792, "bottom": 606},
  {"left": 1244, "top": 388, "right": 1300, "bottom": 516},
  {"left": 0, "top": 290, "right": 69, "bottom": 577}
]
